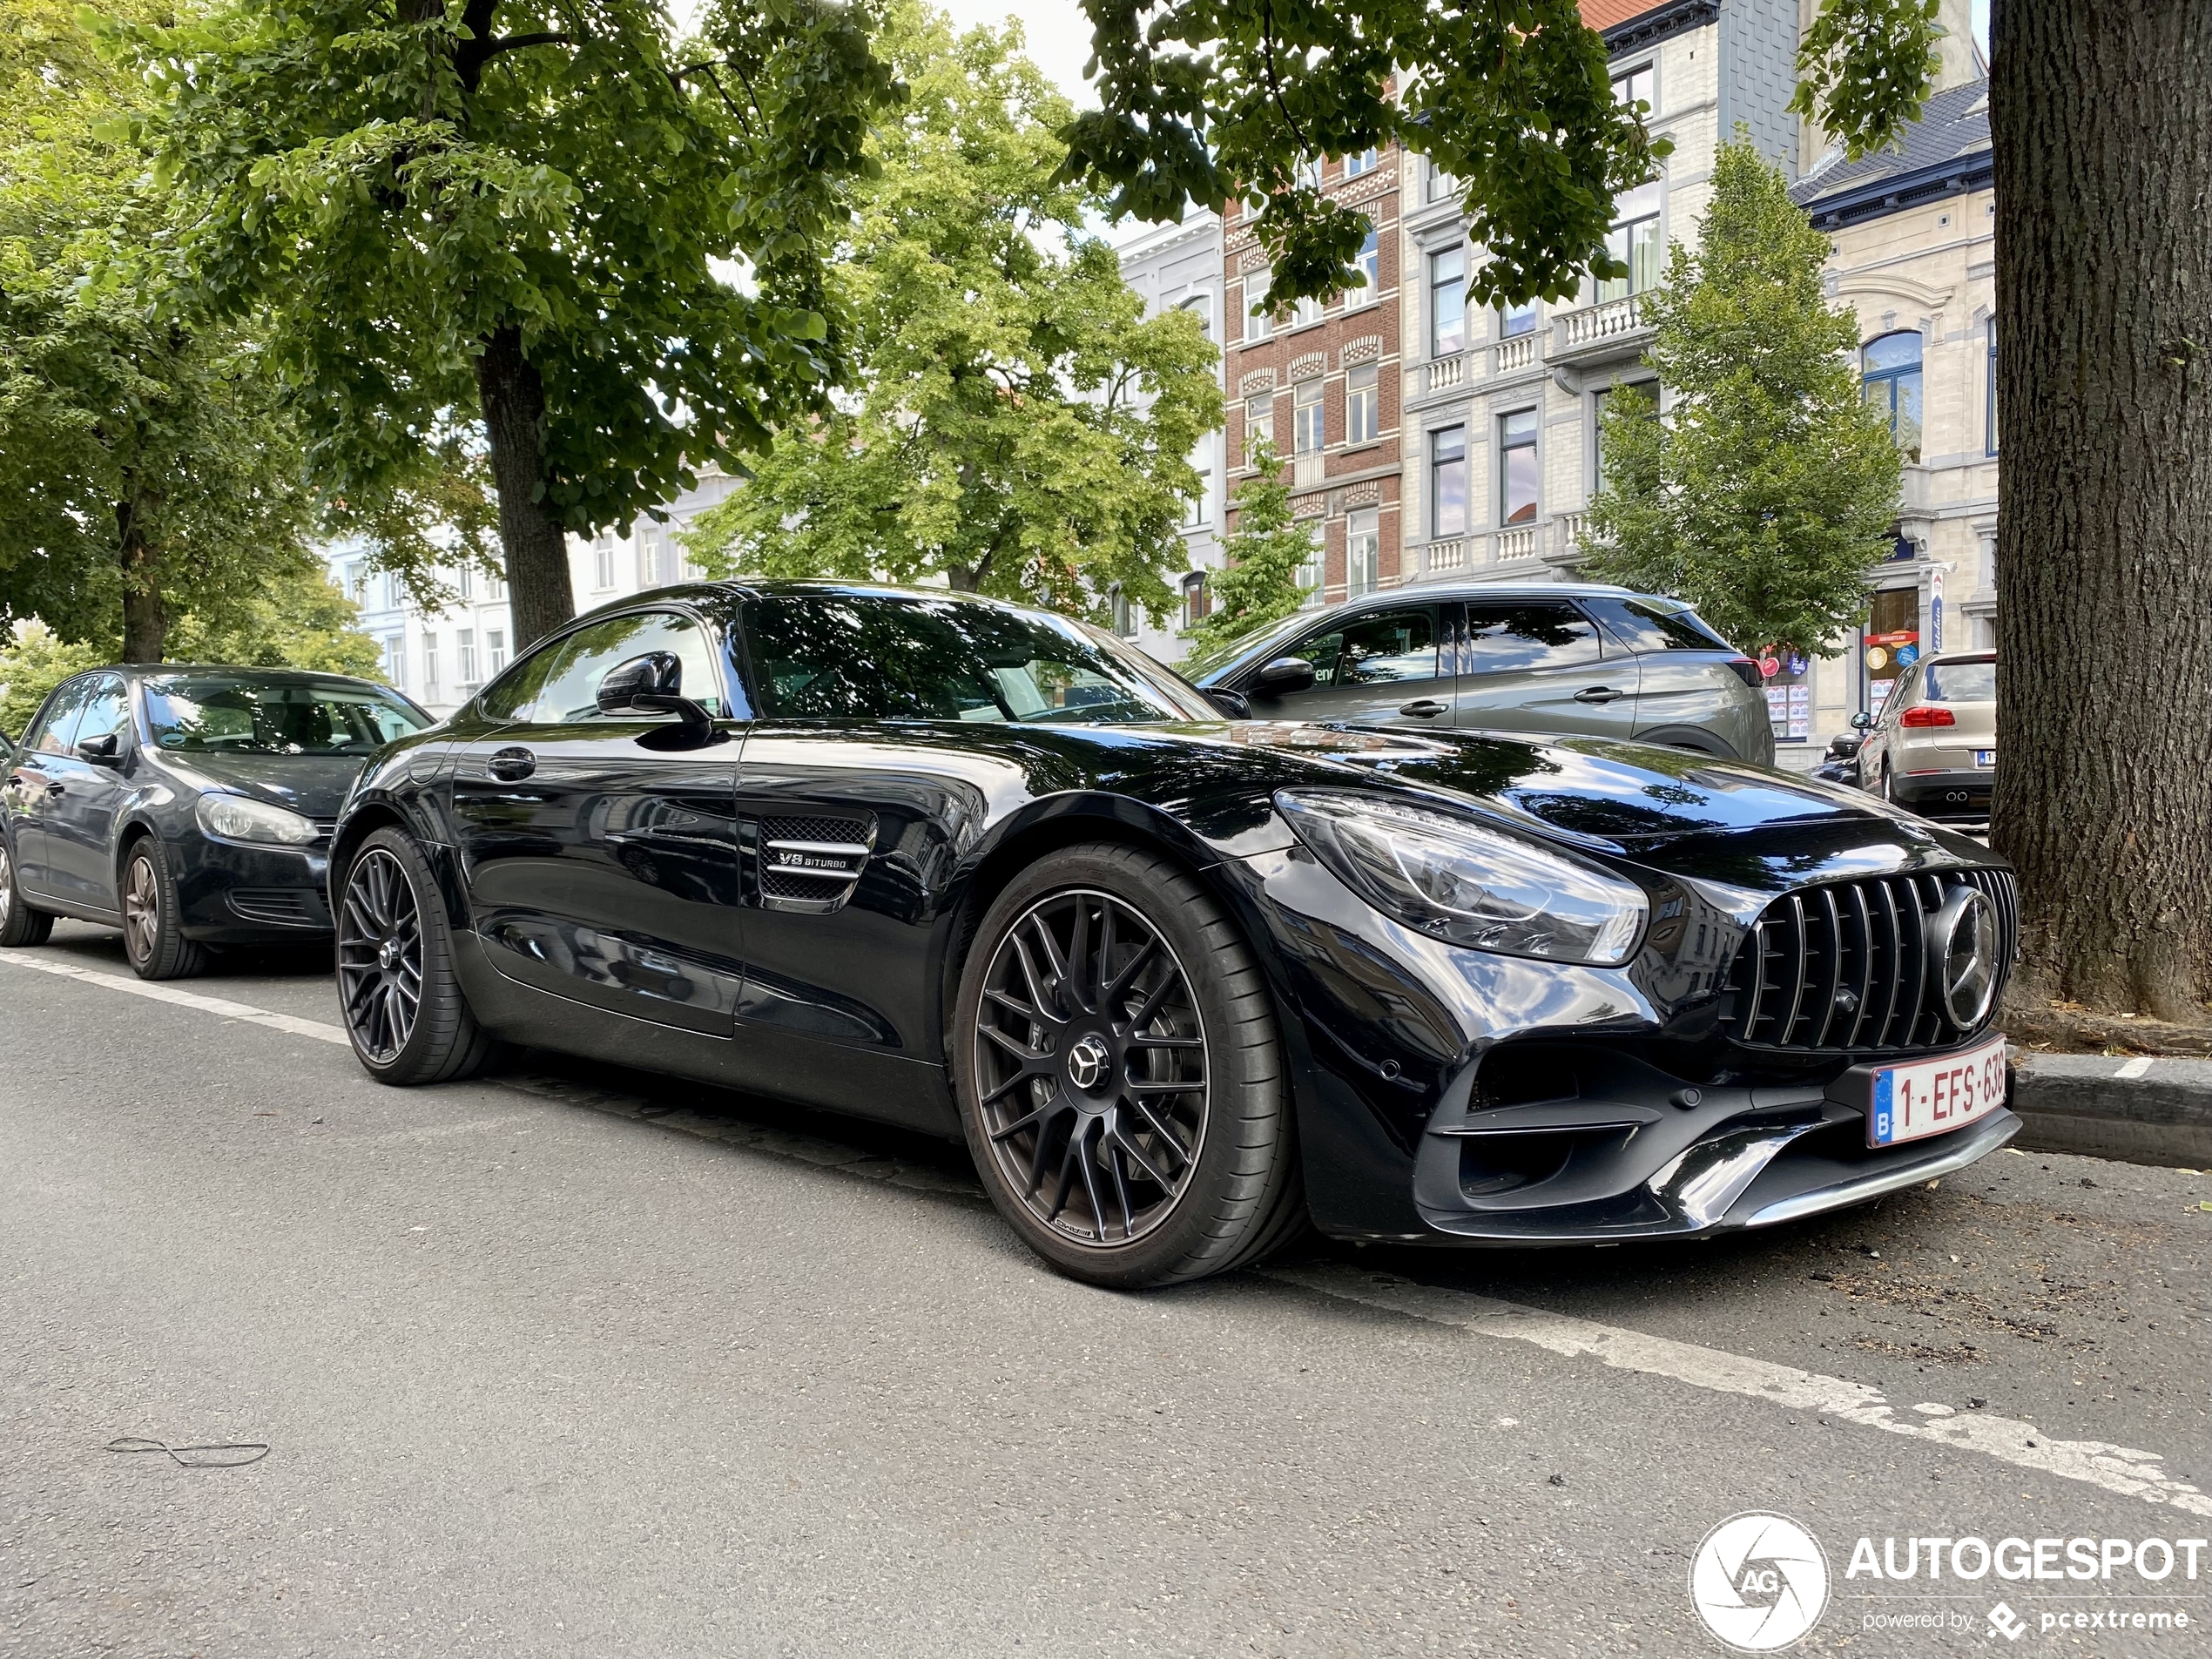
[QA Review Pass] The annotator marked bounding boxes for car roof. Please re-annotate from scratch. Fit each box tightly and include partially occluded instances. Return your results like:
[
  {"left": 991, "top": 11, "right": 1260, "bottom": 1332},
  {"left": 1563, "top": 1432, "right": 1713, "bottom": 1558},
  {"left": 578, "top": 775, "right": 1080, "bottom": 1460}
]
[
  {"left": 71, "top": 664, "right": 393, "bottom": 687},
  {"left": 577, "top": 578, "right": 1052, "bottom": 621}
]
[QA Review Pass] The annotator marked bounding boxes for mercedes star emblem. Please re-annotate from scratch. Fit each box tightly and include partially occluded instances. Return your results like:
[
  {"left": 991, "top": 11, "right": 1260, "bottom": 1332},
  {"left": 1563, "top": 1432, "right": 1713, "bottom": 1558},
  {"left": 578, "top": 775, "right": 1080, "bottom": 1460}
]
[{"left": 1926, "top": 886, "right": 2000, "bottom": 1027}]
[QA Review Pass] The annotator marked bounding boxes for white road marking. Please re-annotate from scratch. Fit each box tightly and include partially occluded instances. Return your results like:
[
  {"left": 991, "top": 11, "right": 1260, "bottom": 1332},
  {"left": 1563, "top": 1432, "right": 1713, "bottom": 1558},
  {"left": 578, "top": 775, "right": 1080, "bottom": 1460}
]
[
  {"left": 1266, "top": 1263, "right": 2212, "bottom": 1519},
  {"left": 16, "top": 941, "right": 2202, "bottom": 1519},
  {"left": 0, "top": 950, "right": 350, "bottom": 1046},
  {"left": 2116, "top": 1057, "right": 2155, "bottom": 1079}
]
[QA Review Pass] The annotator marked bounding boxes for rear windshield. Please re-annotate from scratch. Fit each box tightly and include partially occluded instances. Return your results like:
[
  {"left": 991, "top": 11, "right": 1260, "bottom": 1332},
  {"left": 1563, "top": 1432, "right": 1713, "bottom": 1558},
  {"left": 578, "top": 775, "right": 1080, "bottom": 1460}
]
[
  {"left": 143, "top": 676, "right": 430, "bottom": 754},
  {"left": 1925, "top": 659, "right": 1996, "bottom": 704}
]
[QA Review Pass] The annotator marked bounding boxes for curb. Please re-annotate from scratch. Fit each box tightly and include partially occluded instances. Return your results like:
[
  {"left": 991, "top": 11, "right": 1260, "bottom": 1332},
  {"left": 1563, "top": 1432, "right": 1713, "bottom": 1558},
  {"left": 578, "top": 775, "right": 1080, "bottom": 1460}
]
[{"left": 2008, "top": 1053, "right": 2212, "bottom": 1169}]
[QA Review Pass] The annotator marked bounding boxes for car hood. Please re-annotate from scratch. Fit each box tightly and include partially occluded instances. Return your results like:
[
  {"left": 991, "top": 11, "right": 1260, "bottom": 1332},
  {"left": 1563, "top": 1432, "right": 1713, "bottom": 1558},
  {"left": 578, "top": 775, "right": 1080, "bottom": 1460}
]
[{"left": 164, "top": 752, "right": 368, "bottom": 817}]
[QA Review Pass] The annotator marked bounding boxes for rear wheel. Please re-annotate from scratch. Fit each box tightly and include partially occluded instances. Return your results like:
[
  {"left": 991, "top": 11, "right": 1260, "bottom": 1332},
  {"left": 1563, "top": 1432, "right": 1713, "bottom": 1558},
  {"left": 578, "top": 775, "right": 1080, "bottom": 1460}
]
[
  {"left": 0, "top": 836, "right": 54, "bottom": 948},
  {"left": 335, "top": 826, "right": 496, "bottom": 1085},
  {"left": 122, "top": 839, "right": 207, "bottom": 980},
  {"left": 954, "top": 843, "right": 1304, "bottom": 1289}
]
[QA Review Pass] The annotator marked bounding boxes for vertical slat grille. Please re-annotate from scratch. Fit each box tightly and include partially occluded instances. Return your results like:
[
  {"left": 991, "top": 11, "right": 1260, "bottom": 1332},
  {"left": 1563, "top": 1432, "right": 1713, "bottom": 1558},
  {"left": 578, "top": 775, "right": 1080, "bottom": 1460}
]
[{"left": 1720, "top": 867, "right": 2017, "bottom": 1055}]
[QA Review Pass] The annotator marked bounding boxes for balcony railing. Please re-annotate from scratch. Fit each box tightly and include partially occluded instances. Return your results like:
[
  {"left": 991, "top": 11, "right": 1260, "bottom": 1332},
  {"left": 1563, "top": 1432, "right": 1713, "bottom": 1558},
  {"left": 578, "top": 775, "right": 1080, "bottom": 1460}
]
[
  {"left": 1425, "top": 354, "right": 1466, "bottom": 393},
  {"left": 1293, "top": 449, "right": 1325, "bottom": 488},
  {"left": 1494, "top": 334, "right": 1539, "bottom": 374},
  {"left": 1424, "top": 536, "right": 1470, "bottom": 574},
  {"left": 1496, "top": 525, "right": 1540, "bottom": 563},
  {"left": 1559, "top": 293, "right": 1644, "bottom": 349},
  {"left": 1554, "top": 512, "right": 1587, "bottom": 555}
]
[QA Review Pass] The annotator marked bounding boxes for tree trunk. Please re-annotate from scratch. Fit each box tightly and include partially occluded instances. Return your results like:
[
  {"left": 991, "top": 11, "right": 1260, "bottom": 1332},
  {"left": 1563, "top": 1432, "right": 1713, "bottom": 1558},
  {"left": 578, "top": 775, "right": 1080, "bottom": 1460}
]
[
  {"left": 1989, "top": 0, "right": 2212, "bottom": 1021},
  {"left": 475, "top": 324, "right": 575, "bottom": 649},
  {"left": 117, "top": 495, "right": 165, "bottom": 664}
]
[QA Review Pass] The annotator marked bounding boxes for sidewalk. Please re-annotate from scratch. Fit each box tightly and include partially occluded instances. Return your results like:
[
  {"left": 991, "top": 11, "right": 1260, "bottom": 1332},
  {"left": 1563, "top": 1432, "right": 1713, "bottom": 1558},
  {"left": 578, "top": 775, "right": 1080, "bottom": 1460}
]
[{"left": 2011, "top": 1052, "right": 2212, "bottom": 1168}]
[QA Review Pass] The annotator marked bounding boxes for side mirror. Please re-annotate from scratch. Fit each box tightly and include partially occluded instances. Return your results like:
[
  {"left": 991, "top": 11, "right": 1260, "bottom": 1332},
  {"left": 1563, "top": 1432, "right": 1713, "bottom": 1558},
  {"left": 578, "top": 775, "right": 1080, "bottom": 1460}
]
[
  {"left": 597, "top": 651, "right": 711, "bottom": 732},
  {"left": 1848, "top": 711, "right": 1877, "bottom": 731},
  {"left": 1252, "top": 656, "right": 1317, "bottom": 698},
  {"left": 1204, "top": 688, "right": 1251, "bottom": 719},
  {"left": 76, "top": 732, "right": 122, "bottom": 766}
]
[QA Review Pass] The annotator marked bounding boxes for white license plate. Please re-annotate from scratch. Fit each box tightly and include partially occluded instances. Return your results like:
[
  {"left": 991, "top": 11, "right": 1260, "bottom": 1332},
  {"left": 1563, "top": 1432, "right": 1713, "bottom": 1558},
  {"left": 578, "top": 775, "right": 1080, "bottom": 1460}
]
[
  {"left": 1867, "top": 1035, "right": 2008, "bottom": 1146},
  {"left": 1973, "top": 750, "right": 1995, "bottom": 766}
]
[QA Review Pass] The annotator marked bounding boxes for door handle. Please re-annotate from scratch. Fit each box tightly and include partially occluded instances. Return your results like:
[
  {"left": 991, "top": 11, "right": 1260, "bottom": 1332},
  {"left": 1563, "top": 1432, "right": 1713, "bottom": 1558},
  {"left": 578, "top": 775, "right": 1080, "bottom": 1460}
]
[
  {"left": 1572, "top": 686, "right": 1627, "bottom": 705},
  {"left": 1398, "top": 698, "right": 1449, "bottom": 718},
  {"left": 488, "top": 746, "right": 536, "bottom": 781}
]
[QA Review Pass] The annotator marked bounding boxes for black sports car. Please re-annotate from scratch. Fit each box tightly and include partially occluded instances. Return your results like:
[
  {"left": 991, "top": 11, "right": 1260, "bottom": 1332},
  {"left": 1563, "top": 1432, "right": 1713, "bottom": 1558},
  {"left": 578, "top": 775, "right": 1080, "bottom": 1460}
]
[
  {"left": 329, "top": 583, "right": 2020, "bottom": 1288},
  {"left": 1, "top": 665, "right": 431, "bottom": 974}
]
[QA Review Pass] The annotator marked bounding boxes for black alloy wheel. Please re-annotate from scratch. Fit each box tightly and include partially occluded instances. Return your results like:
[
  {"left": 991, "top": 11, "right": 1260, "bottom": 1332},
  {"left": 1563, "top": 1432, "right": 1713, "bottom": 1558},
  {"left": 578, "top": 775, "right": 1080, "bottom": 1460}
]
[
  {"left": 335, "top": 826, "right": 496, "bottom": 1084},
  {"left": 121, "top": 839, "right": 206, "bottom": 980},
  {"left": 954, "top": 843, "right": 1305, "bottom": 1289},
  {"left": 0, "top": 836, "right": 55, "bottom": 948}
]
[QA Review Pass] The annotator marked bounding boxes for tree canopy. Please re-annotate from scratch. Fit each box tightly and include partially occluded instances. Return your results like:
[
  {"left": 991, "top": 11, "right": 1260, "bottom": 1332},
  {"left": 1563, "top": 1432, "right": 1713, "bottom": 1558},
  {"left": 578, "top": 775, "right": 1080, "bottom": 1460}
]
[
  {"left": 130, "top": 0, "right": 903, "bottom": 645},
  {"left": 1180, "top": 441, "right": 1313, "bottom": 663},
  {"left": 682, "top": 3, "right": 1223, "bottom": 624},
  {"left": 1579, "top": 138, "right": 1901, "bottom": 658}
]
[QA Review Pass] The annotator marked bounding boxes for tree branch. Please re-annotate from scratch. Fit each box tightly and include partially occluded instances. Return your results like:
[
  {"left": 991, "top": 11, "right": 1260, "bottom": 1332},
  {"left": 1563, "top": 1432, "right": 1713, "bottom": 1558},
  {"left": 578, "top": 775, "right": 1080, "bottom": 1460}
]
[{"left": 481, "top": 31, "right": 574, "bottom": 60}]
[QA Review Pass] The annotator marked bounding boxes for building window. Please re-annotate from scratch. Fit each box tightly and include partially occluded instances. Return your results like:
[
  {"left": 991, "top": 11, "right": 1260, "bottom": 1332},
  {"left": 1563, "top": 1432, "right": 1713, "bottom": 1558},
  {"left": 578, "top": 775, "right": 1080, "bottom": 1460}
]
[
  {"left": 1986, "top": 316, "right": 1999, "bottom": 455},
  {"left": 455, "top": 564, "right": 473, "bottom": 602},
  {"left": 1500, "top": 408, "right": 1540, "bottom": 524},
  {"left": 1346, "top": 509, "right": 1379, "bottom": 598},
  {"left": 1345, "top": 366, "right": 1379, "bottom": 446},
  {"left": 1178, "top": 292, "right": 1212, "bottom": 341},
  {"left": 380, "top": 570, "right": 401, "bottom": 611},
  {"left": 1500, "top": 298, "right": 1538, "bottom": 338},
  {"left": 1109, "top": 584, "right": 1135, "bottom": 637},
  {"left": 594, "top": 534, "right": 617, "bottom": 590},
  {"left": 1245, "top": 393, "right": 1274, "bottom": 455},
  {"left": 382, "top": 635, "right": 404, "bottom": 690},
  {"left": 1244, "top": 268, "right": 1271, "bottom": 341},
  {"left": 487, "top": 629, "right": 508, "bottom": 677},
  {"left": 487, "top": 566, "right": 507, "bottom": 601},
  {"left": 1181, "top": 572, "right": 1208, "bottom": 630},
  {"left": 344, "top": 561, "right": 366, "bottom": 604},
  {"left": 422, "top": 634, "right": 439, "bottom": 698},
  {"left": 1294, "top": 379, "right": 1325, "bottom": 455},
  {"left": 1295, "top": 525, "right": 1325, "bottom": 607},
  {"left": 1863, "top": 331, "right": 1925, "bottom": 463},
  {"left": 457, "top": 629, "right": 478, "bottom": 689},
  {"left": 1592, "top": 381, "right": 1655, "bottom": 489},
  {"left": 637, "top": 529, "right": 662, "bottom": 587},
  {"left": 1343, "top": 148, "right": 1378, "bottom": 179},
  {"left": 1184, "top": 467, "right": 1211, "bottom": 528},
  {"left": 1425, "top": 158, "right": 1459, "bottom": 203},
  {"left": 1595, "top": 179, "right": 1662, "bottom": 304},
  {"left": 1429, "top": 246, "right": 1466, "bottom": 359},
  {"left": 1291, "top": 292, "right": 1325, "bottom": 329},
  {"left": 1430, "top": 425, "right": 1468, "bottom": 537},
  {"left": 1295, "top": 156, "right": 1323, "bottom": 190},
  {"left": 1611, "top": 63, "right": 1655, "bottom": 112},
  {"left": 1345, "top": 231, "right": 1379, "bottom": 309}
]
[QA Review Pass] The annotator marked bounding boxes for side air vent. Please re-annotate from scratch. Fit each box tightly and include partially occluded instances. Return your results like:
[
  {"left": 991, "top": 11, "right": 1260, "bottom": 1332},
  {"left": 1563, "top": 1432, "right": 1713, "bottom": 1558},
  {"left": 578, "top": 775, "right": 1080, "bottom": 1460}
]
[
  {"left": 757, "top": 813, "right": 874, "bottom": 914},
  {"left": 226, "top": 887, "right": 327, "bottom": 927}
]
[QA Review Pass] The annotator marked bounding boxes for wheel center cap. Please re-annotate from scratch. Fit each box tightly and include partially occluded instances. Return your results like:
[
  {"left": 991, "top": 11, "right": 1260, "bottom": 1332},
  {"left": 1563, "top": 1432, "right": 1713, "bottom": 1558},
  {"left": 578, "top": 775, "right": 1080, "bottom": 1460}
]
[
  {"left": 378, "top": 936, "right": 401, "bottom": 971},
  {"left": 1065, "top": 1033, "right": 1112, "bottom": 1093}
]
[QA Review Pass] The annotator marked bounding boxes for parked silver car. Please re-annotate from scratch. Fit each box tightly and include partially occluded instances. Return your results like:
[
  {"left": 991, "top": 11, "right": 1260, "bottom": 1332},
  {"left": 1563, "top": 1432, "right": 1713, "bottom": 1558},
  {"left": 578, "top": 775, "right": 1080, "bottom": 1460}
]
[{"left": 1186, "top": 583, "right": 1775, "bottom": 764}]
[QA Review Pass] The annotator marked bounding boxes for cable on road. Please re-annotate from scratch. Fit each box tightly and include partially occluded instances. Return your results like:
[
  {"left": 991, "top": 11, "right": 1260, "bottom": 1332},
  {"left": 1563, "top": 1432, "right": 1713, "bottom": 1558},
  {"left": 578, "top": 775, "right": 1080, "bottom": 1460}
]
[{"left": 105, "top": 1436, "right": 269, "bottom": 1467}]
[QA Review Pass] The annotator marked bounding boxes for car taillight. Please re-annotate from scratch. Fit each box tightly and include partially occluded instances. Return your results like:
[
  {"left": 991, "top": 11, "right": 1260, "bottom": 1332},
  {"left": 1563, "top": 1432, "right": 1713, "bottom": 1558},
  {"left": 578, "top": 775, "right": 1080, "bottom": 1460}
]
[
  {"left": 1899, "top": 705, "right": 1956, "bottom": 727},
  {"left": 1725, "top": 657, "right": 1762, "bottom": 688}
]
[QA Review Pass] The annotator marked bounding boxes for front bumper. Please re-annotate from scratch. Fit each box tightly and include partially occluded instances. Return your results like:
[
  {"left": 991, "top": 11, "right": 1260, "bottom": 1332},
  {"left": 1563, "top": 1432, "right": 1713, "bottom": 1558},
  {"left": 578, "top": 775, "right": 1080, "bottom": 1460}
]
[{"left": 172, "top": 832, "right": 334, "bottom": 942}]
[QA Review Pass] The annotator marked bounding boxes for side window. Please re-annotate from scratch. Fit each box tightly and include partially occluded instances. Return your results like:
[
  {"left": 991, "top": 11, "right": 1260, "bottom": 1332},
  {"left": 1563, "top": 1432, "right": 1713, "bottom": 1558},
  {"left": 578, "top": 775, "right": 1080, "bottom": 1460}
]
[
  {"left": 529, "top": 611, "right": 732, "bottom": 725},
  {"left": 74, "top": 677, "right": 131, "bottom": 748},
  {"left": 1299, "top": 608, "right": 1441, "bottom": 689},
  {"left": 1462, "top": 604, "right": 1604, "bottom": 674},
  {"left": 27, "top": 678, "right": 95, "bottom": 756},
  {"left": 1587, "top": 597, "right": 1733, "bottom": 654},
  {"left": 478, "top": 635, "right": 568, "bottom": 724}
]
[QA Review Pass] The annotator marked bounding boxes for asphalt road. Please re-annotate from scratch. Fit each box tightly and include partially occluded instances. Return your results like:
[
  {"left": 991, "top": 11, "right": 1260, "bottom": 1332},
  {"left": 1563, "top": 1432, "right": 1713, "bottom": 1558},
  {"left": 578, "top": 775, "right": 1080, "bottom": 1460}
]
[{"left": 4, "top": 921, "right": 2210, "bottom": 1658}]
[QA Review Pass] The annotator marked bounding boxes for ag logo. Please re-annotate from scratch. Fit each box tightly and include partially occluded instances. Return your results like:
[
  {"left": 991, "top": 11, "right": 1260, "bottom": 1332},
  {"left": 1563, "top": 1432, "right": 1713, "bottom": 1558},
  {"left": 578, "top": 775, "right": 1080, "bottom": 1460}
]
[{"left": 1689, "top": 1512, "right": 1830, "bottom": 1651}]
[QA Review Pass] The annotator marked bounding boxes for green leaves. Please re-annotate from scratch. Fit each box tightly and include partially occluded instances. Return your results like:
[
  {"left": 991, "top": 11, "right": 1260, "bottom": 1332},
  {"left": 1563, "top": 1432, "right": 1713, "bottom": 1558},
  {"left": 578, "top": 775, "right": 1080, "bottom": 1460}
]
[
  {"left": 1181, "top": 438, "right": 1312, "bottom": 660},
  {"left": 1579, "top": 138, "right": 1904, "bottom": 659},
  {"left": 682, "top": 2, "right": 1224, "bottom": 629},
  {"left": 1791, "top": 0, "right": 1946, "bottom": 161}
]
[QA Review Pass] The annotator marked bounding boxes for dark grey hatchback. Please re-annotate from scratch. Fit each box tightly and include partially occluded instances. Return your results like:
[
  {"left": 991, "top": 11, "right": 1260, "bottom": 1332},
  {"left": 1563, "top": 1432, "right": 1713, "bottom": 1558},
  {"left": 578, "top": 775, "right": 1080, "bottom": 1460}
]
[
  {"left": 0, "top": 665, "right": 430, "bottom": 975},
  {"left": 1187, "top": 582, "right": 1775, "bottom": 764}
]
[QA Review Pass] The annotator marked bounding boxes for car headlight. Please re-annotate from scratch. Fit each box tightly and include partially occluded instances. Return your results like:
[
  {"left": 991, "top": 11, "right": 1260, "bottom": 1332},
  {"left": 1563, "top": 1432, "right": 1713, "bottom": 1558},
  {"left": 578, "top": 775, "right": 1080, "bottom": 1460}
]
[
  {"left": 197, "top": 792, "right": 319, "bottom": 846},
  {"left": 1273, "top": 790, "right": 1648, "bottom": 966}
]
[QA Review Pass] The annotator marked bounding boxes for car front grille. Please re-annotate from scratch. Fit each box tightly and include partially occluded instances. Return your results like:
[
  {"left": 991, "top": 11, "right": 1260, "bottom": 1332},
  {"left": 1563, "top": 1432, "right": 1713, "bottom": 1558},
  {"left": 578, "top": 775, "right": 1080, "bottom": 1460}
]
[{"left": 1718, "top": 867, "right": 2018, "bottom": 1055}]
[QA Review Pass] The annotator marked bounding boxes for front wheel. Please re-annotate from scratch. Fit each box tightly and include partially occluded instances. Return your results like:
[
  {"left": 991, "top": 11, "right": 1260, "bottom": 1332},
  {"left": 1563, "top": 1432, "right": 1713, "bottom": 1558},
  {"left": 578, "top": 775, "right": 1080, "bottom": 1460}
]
[
  {"left": 0, "top": 835, "right": 55, "bottom": 948},
  {"left": 953, "top": 843, "right": 1305, "bottom": 1290},
  {"left": 122, "top": 839, "right": 207, "bottom": 980},
  {"left": 335, "top": 826, "right": 496, "bottom": 1085}
]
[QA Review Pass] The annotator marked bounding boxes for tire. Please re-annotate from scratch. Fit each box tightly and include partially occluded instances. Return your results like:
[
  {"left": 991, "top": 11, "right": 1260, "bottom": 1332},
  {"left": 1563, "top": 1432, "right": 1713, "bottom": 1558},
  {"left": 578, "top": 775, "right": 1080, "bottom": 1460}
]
[
  {"left": 1879, "top": 761, "right": 1898, "bottom": 804},
  {"left": 953, "top": 843, "right": 1304, "bottom": 1290},
  {"left": 121, "top": 837, "right": 208, "bottom": 980},
  {"left": 0, "top": 833, "right": 55, "bottom": 948},
  {"left": 334, "top": 826, "right": 496, "bottom": 1085}
]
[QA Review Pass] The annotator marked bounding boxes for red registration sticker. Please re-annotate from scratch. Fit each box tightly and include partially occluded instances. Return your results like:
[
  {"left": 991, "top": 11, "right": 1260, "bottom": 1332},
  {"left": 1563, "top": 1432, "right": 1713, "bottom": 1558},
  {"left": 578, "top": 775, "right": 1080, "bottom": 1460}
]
[{"left": 1867, "top": 1034, "right": 2008, "bottom": 1147}]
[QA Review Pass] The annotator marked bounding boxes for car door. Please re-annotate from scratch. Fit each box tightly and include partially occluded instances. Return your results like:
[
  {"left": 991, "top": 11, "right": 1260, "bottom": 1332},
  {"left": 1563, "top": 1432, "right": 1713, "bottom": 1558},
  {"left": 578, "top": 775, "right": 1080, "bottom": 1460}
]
[
  {"left": 448, "top": 608, "right": 750, "bottom": 1035},
  {"left": 1243, "top": 602, "right": 1457, "bottom": 728},
  {"left": 5, "top": 676, "right": 98, "bottom": 895},
  {"left": 1451, "top": 599, "right": 1637, "bottom": 740},
  {"left": 39, "top": 674, "right": 134, "bottom": 912}
]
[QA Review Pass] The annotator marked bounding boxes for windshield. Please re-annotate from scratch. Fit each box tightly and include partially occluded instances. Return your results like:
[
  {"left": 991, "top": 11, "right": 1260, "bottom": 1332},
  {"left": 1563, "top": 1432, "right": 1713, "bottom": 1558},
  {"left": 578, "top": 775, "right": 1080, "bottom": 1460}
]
[
  {"left": 742, "top": 593, "right": 1217, "bottom": 725},
  {"left": 1178, "top": 610, "right": 1315, "bottom": 681},
  {"left": 1925, "top": 659, "right": 1996, "bottom": 704},
  {"left": 143, "top": 675, "right": 431, "bottom": 755}
]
